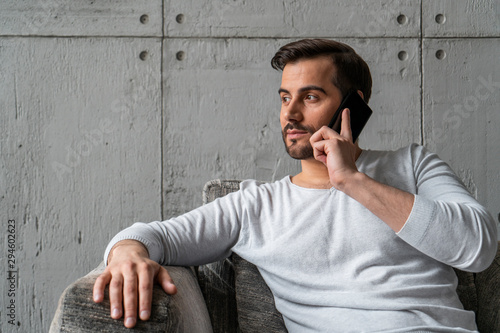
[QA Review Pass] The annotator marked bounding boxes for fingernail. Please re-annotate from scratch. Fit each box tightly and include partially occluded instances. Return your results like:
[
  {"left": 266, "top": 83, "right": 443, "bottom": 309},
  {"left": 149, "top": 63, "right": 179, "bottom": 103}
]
[
  {"left": 140, "top": 310, "right": 150, "bottom": 319},
  {"left": 125, "top": 317, "right": 136, "bottom": 327},
  {"left": 93, "top": 293, "right": 101, "bottom": 302},
  {"left": 112, "top": 308, "right": 120, "bottom": 318}
]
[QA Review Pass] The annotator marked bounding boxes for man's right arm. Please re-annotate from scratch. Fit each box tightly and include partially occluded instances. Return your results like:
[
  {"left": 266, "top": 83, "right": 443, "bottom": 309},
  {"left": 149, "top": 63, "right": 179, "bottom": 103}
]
[
  {"left": 92, "top": 188, "right": 248, "bottom": 328},
  {"left": 92, "top": 239, "right": 177, "bottom": 329}
]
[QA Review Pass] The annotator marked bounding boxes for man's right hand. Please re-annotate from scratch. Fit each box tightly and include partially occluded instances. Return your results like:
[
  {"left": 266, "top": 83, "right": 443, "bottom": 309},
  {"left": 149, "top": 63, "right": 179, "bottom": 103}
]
[{"left": 92, "top": 240, "right": 177, "bottom": 328}]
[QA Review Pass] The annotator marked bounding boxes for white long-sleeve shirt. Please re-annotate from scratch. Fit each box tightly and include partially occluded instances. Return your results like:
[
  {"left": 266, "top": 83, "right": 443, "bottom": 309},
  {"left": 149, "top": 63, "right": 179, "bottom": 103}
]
[{"left": 105, "top": 144, "right": 497, "bottom": 332}]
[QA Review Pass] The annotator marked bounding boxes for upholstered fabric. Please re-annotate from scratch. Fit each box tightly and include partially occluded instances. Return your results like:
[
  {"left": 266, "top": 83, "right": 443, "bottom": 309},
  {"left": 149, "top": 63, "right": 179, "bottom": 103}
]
[
  {"left": 196, "top": 258, "right": 239, "bottom": 333},
  {"left": 233, "top": 254, "right": 287, "bottom": 333},
  {"left": 475, "top": 246, "right": 500, "bottom": 332},
  {"left": 202, "top": 179, "right": 243, "bottom": 205},
  {"left": 50, "top": 263, "right": 212, "bottom": 332},
  {"left": 197, "top": 179, "right": 243, "bottom": 333},
  {"left": 198, "top": 179, "right": 287, "bottom": 333}
]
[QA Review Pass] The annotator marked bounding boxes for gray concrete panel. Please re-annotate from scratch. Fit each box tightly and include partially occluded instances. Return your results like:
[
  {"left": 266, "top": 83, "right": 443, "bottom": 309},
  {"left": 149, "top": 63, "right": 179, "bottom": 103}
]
[
  {"left": 423, "top": 38, "right": 500, "bottom": 223},
  {"left": 165, "top": 0, "right": 420, "bottom": 38},
  {"left": 162, "top": 38, "right": 421, "bottom": 217},
  {"left": 0, "top": 0, "right": 162, "bottom": 36},
  {"left": 0, "top": 37, "right": 162, "bottom": 332},
  {"left": 423, "top": 0, "right": 500, "bottom": 37}
]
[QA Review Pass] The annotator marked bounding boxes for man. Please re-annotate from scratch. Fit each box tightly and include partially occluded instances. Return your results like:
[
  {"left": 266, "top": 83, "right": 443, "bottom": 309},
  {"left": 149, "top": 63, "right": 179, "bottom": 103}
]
[{"left": 93, "top": 39, "right": 497, "bottom": 332}]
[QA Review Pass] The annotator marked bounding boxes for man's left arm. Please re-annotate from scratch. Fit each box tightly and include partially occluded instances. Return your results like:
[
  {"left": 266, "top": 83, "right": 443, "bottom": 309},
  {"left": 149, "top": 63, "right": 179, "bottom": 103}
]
[
  {"left": 311, "top": 109, "right": 497, "bottom": 272},
  {"left": 311, "top": 109, "right": 414, "bottom": 232}
]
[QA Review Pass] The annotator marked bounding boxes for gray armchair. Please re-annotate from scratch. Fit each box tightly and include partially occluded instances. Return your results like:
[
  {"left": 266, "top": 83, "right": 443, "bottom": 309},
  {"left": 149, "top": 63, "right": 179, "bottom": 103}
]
[{"left": 51, "top": 180, "right": 500, "bottom": 332}]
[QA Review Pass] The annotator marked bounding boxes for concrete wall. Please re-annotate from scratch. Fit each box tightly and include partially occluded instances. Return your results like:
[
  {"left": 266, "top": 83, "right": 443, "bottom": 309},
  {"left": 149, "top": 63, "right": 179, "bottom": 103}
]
[{"left": 0, "top": 1, "right": 498, "bottom": 331}]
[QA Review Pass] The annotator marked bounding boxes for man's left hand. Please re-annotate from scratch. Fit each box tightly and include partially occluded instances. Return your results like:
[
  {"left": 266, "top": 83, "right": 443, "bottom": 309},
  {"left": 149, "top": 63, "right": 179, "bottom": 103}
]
[{"left": 310, "top": 108, "right": 360, "bottom": 190}]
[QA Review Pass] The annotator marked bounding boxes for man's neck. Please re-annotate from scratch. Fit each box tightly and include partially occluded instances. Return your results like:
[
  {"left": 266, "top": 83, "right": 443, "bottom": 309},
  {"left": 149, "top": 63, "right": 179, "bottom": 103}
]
[{"left": 291, "top": 145, "right": 363, "bottom": 189}]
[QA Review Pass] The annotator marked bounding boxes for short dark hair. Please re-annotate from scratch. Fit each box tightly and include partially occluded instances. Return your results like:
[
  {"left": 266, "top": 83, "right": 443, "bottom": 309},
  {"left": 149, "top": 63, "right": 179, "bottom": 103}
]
[{"left": 271, "top": 39, "right": 372, "bottom": 103}]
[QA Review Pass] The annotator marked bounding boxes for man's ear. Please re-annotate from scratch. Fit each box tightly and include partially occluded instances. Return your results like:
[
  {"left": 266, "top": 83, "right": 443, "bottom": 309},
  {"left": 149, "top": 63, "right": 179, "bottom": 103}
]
[{"left": 356, "top": 90, "right": 364, "bottom": 101}]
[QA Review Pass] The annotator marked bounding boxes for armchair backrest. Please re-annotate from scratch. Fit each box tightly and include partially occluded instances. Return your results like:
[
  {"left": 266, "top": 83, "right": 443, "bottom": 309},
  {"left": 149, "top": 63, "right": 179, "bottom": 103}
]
[
  {"left": 197, "top": 180, "right": 241, "bottom": 333},
  {"left": 199, "top": 179, "right": 287, "bottom": 333}
]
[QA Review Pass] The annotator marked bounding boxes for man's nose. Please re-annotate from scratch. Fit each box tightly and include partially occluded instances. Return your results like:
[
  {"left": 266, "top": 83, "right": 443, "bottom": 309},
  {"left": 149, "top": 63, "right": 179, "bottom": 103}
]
[{"left": 282, "top": 100, "right": 303, "bottom": 122}]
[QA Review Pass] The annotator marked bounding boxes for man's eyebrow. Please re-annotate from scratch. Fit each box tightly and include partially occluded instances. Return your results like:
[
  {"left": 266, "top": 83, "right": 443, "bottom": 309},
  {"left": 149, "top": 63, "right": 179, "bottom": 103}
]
[
  {"left": 300, "top": 85, "right": 327, "bottom": 94},
  {"left": 278, "top": 85, "right": 327, "bottom": 95}
]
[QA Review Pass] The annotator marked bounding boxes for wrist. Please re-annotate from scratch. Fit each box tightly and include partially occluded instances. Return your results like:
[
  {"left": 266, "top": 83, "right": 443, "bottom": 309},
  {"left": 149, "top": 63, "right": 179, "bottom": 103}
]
[
  {"left": 107, "top": 239, "right": 149, "bottom": 265},
  {"left": 334, "top": 170, "right": 366, "bottom": 194}
]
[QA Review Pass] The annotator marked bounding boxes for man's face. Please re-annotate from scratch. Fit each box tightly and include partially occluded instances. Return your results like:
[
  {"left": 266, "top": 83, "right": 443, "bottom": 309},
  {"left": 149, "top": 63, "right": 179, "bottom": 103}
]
[{"left": 279, "top": 56, "right": 343, "bottom": 159}]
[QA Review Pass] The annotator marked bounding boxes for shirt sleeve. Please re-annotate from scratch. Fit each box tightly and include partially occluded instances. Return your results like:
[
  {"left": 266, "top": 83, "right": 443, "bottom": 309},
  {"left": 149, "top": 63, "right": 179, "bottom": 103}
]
[
  {"left": 396, "top": 144, "right": 498, "bottom": 272},
  {"left": 104, "top": 187, "right": 248, "bottom": 266}
]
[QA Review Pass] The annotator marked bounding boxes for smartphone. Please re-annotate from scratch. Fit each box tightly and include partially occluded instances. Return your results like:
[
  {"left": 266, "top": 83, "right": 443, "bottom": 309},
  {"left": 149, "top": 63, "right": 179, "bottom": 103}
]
[{"left": 327, "top": 90, "right": 373, "bottom": 142}]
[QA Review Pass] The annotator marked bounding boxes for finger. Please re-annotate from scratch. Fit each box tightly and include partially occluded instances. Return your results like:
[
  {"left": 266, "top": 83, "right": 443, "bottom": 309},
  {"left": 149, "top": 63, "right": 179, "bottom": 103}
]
[
  {"left": 123, "top": 273, "right": 138, "bottom": 328},
  {"left": 309, "top": 129, "right": 324, "bottom": 144},
  {"left": 311, "top": 140, "right": 328, "bottom": 165},
  {"left": 138, "top": 264, "right": 155, "bottom": 321},
  {"left": 93, "top": 271, "right": 111, "bottom": 303},
  {"left": 340, "top": 108, "right": 353, "bottom": 142},
  {"left": 108, "top": 274, "right": 124, "bottom": 320},
  {"left": 310, "top": 125, "right": 337, "bottom": 144},
  {"left": 157, "top": 267, "right": 178, "bottom": 295}
]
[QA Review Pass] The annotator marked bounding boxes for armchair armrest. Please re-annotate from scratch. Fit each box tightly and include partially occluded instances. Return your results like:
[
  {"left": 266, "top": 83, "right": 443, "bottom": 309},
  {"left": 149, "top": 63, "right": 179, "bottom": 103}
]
[{"left": 50, "top": 262, "right": 213, "bottom": 333}]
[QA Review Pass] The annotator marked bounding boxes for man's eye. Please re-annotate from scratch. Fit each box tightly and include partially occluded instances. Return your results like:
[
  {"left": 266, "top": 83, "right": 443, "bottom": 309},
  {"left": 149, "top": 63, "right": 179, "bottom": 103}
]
[
  {"left": 305, "top": 95, "right": 317, "bottom": 101},
  {"left": 281, "top": 96, "right": 291, "bottom": 103}
]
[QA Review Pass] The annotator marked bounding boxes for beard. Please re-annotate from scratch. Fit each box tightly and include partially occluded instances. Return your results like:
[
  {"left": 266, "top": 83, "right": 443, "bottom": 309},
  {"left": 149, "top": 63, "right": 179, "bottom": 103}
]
[{"left": 282, "top": 123, "right": 315, "bottom": 160}]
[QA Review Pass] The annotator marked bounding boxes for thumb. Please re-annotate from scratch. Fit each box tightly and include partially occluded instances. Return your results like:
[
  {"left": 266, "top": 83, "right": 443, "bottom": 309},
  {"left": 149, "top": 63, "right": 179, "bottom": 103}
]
[{"left": 157, "top": 267, "right": 178, "bottom": 295}]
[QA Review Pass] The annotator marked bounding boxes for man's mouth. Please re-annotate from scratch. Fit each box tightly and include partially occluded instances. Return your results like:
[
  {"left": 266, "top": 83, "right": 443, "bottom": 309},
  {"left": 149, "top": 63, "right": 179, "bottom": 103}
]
[
  {"left": 283, "top": 123, "right": 314, "bottom": 141},
  {"left": 286, "top": 129, "right": 309, "bottom": 140}
]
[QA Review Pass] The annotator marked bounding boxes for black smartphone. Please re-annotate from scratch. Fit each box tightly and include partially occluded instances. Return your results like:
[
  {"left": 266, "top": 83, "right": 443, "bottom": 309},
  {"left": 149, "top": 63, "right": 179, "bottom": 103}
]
[{"left": 327, "top": 90, "right": 373, "bottom": 142}]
